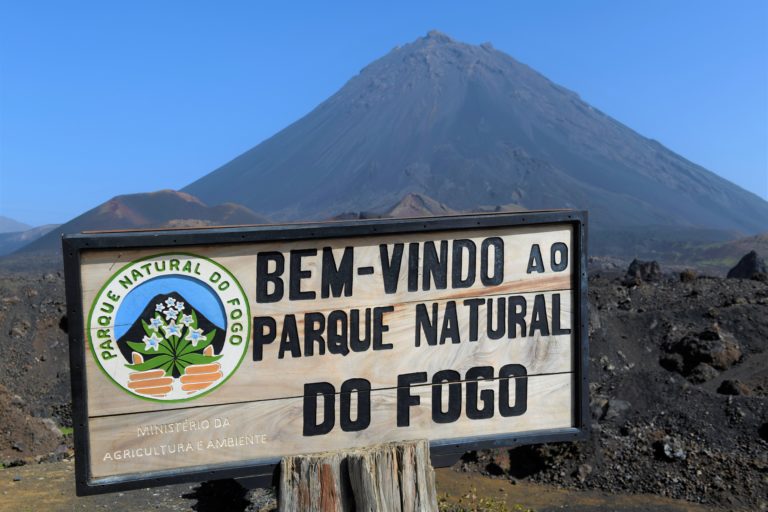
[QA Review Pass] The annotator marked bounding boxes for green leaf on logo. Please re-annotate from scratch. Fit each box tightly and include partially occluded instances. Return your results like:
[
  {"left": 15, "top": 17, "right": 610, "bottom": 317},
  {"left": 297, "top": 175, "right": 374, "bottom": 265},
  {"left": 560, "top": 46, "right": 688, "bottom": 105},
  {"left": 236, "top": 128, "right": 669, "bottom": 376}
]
[
  {"left": 126, "top": 354, "right": 173, "bottom": 372},
  {"left": 179, "top": 330, "right": 216, "bottom": 357},
  {"left": 180, "top": 353, "right": 223, "bottom": 366}
]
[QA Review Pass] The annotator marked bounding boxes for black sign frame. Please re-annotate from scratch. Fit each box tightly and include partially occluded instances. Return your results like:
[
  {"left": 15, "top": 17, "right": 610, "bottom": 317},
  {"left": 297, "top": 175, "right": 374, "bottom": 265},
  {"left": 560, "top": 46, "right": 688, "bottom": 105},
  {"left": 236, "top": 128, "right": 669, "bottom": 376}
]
[{"left": 63, "top": 210, "right": 589, "bottom": 496}]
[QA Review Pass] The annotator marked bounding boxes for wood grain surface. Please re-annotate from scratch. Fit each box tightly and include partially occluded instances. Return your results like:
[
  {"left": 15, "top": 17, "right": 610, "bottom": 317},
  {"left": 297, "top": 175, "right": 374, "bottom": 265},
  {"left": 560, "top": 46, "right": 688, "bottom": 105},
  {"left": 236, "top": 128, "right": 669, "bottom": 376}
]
[
  {"left": 76, "top": 222, "right": 578, "bottom": 481},
  {"left": 280, "top": 440, "right": 438, "bottom": 512},
  {"left": 88, "top": 372, "right": 573, "bottom": 478},
  {"left": 86, "top": 289, "right": 573, "bottom": 416},
  {"left": 79, "top": 225, "right": 572, "bottom": 313}
]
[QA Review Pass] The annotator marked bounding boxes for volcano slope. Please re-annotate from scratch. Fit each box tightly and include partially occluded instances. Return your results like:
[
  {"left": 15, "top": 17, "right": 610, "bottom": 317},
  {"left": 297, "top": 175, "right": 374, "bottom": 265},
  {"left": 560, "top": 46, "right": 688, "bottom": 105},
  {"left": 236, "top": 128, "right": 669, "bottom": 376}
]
[{"left": 184, "top": 31, "right": 768, "bottom": 239}]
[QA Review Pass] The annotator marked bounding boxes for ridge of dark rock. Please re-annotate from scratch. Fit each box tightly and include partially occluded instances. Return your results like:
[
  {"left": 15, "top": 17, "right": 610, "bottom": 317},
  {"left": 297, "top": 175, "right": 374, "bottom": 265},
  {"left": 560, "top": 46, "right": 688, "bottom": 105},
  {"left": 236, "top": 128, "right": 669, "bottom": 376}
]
[{"left": 17, "top": 190, "right": 271, "bottom": 254}]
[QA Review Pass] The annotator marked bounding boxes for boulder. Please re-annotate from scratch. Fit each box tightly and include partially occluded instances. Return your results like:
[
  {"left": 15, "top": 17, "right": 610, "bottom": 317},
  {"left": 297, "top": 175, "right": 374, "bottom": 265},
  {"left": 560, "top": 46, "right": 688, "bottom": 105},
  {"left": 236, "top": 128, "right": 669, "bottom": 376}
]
[
  {"left": 727, "top": 251, "right": 767, "bottom": 279},
  {"left": 590, "top": 396, "right": 609, "bottom": 420},
  {"left": 576, "top": 463, "right": 593, "bottom": 483},
  {"left": 659, "top": 352, "right": 685, "bottom": 373},
  {"left": 664, "top": 327, "right": 741, "bottom": 376},
  {"left": 687, "top": 363, "right": 719, "bottom": 383},
  {"left": 623, "top": 259, "right": 662, "bottom": 286},
  {"left": 717, "top": 379, "right": 752, "bottom": 396},
  {"left": 603, "top": 399, "right": 631, "bottom": 421},
  {"left": 653, "top": 436, "right": 687, "bottom": 461}
]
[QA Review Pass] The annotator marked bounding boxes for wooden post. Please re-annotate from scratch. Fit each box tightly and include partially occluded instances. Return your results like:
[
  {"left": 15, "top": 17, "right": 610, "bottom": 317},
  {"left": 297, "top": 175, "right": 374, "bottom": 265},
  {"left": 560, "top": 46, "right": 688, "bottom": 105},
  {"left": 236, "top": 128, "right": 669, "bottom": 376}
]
[{"left": 279, "top": 439, "right": 438, "bottom": 512}]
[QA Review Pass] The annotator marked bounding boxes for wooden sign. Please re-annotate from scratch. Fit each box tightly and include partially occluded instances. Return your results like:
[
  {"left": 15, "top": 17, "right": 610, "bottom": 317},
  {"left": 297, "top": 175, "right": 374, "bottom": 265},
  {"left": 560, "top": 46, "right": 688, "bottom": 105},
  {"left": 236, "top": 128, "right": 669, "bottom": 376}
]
[{"left": 63, "top": 211, "right": 589, "bottom": 495}]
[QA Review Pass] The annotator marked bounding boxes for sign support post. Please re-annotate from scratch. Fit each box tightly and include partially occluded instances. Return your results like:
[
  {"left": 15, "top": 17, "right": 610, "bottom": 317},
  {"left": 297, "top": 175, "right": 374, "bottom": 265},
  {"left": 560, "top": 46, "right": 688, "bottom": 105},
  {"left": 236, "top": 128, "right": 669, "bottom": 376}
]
[{"left": 279, "top": 439, "right": 437, "bottom": 511}]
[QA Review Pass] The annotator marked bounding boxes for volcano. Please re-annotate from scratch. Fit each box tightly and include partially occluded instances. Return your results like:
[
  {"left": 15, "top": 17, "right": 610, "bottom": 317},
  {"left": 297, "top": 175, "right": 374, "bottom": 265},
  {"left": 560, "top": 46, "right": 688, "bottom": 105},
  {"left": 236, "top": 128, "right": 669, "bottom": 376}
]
[{"left": 183, "top": 31, "right": 768, "bottom": 235}]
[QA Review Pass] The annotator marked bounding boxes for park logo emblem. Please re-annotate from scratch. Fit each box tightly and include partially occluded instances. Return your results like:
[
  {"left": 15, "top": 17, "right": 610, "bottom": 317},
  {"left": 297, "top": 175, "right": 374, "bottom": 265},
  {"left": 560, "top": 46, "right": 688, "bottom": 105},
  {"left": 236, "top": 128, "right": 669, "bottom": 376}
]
[{"left": 87, "top": 253, "right": 250, "bottom": 402}]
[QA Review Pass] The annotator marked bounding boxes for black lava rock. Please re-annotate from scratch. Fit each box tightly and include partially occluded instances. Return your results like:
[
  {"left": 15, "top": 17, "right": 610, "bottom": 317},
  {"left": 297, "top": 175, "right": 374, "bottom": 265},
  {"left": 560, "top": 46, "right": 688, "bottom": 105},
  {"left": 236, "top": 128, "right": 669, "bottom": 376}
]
[
  {"left": 727, "top": 251, "right": 767, "bottom": 279},
  {"left": 623, "top": 259, "right": 662, "bottom": 286}
]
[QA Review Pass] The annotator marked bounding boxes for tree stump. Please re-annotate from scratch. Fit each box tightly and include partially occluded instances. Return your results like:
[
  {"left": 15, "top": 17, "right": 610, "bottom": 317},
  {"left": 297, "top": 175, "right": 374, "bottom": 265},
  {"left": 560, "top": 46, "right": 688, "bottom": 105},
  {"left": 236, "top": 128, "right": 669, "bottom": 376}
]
[{"left": 279, "top": 439, "right": 438, "bottom": 512}]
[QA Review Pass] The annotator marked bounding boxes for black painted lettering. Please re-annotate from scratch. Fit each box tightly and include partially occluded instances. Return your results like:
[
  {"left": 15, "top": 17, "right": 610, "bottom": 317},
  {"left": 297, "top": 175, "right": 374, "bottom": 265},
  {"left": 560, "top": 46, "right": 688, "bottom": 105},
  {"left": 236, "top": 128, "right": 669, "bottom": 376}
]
[
  {"left": 499, "top": 364, "right": 528, "bottom": 417},
  {"left": 452, "top": 239, "right": 476, "bottom": 288},
  {"left": 487, "top": 297, "right": 506, "bottom": 340},
  {"left": 529, "top": 294, "right": 550, "bottom": 336},
  {"left": 350, "top": 309, "right": 371, "bottom": 352},
  {"left": 552, "top": 293, "right": 571, "bottom": 335},
  {"left": 466, "top": 366, "right": 495, "bottom": 420},
  {"left": 440, "top": 301, "right": 461, "bottom": 344},
  {"left": 432, "top": 370, "right": 462, "bottom": 424},
  {"left": 252, "top": 316, "right": 276, "bottom": 361},
  {"left": 289, "top": 249, "right": 317, "bottom": 301},
  {"left": 304, "top": 312, "right": 326, "bottom": 356},
  {"left": 327, "top": 310, "right": 350, "bottom": 356},
  {"left": 278, "top": 315, "right": 301, "bottom": 359},
  {"left": 507, "top": 295, "right": 527, "bottom": 338},
  {"left": 256, "top": 252, "right": 284, "bottom": 303},
  {"left": 397, "top": 372, "right": 427, "bottom": 427},
  {"left": 373, "top": 306, "right": 394, "bottom": 351},
  {"left": 340, "top": 379, "right": 371, "bottom": 432},
  {"left": 303, "top": 382, "right": 335, "bottom": 436},
  {"left": 551, "top": 242, "right": 568, "bottom": 272},
  {"left": 481, "top": 237, "right": 504, "bottom": 286},
  {"left": 527, "top": 244, "right": 545, "bottom": 274},
  {"left": 415, "top": 303, "right": 438, "bottom": 347},
  {"left": 422, "top": 240, "right": 448, "bottom": 290},
  {"left": 321, "top": 247, "right": 354, "bottom": 298},
  {"left": 408, "top": 243, "right": 420, "bottom": 292},
  {"left": 379, "top": 244, "right": 404, "bottom": 294},
  {"left": 463, "top": 298, "right": 484, "bottom": 342}
]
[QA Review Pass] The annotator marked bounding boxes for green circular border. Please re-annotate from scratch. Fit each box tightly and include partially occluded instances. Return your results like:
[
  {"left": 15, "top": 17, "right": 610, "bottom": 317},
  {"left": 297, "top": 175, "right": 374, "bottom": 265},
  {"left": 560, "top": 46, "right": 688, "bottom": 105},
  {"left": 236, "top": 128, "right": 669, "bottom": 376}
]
[{"left": 86, "top": 251, "right": 251, "bottom": 403}]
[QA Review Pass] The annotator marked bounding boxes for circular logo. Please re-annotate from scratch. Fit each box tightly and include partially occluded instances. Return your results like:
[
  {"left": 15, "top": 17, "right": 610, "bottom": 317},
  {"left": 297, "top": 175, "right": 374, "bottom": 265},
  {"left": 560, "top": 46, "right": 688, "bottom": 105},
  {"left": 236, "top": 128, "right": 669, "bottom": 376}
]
[{"left": 87, "top": 252, "right": 250, "bottom": 402}]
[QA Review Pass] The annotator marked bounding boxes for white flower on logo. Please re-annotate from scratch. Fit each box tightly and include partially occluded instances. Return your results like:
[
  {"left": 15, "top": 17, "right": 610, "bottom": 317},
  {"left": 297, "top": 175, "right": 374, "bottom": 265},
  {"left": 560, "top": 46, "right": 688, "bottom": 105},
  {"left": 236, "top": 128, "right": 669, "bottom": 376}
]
[
  {"left": 185, "top": 327, "right": 205, "bottom": 347},
  {"left": 163, "top": 308, "right": 179, "bottom": 321},
  {"left": 180, "top": 314, "right": 194, "bottom": 326},
  {"left": 142, "top": 333, "right": 162, "bottom": 351},
  {"left": 165, "top": 297, "right": 177, "bottom": 308},
  {"left": 175, "top": 301, "right": 185, "bottom": 312},
  {"left": 162, "top": 320, "right": 182, "bottom": 338},
  {"left": 149, "top": 317, "right": 163, "bottom": 330},
  {"left": 155, "top": 303, "right": 165, "bottom": 313}
]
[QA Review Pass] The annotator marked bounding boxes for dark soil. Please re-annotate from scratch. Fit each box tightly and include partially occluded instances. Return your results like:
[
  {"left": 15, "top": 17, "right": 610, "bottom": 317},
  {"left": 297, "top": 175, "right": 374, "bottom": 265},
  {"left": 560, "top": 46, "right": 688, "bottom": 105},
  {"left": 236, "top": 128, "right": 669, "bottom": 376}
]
[
  {"left": 0, "top": 265, "right": 74, "bottom": 468},
  {"left": 0, "top": 383, "right": 65, "bottom": 462},
  {"left": 462, "top": 269, "right": 768, "bottom": 511},
  {"left": 0, "top": 269, "right": 70, "bottom": 422}
]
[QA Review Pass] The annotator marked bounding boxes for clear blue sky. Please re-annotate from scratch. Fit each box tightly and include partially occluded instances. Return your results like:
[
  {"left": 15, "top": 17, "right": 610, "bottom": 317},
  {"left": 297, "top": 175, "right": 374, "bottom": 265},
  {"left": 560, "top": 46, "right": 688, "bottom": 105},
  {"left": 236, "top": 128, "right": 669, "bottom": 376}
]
[{"left": 1, "top": 1, "right": 766, "bottom": 226}]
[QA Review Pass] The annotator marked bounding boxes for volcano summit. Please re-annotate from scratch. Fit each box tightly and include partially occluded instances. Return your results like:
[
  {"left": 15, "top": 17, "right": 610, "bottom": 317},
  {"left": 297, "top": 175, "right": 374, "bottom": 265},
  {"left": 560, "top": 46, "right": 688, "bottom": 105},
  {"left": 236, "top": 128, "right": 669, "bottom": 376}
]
[{"left": 184, "top": 31, "right": 767, "bottom": 234}]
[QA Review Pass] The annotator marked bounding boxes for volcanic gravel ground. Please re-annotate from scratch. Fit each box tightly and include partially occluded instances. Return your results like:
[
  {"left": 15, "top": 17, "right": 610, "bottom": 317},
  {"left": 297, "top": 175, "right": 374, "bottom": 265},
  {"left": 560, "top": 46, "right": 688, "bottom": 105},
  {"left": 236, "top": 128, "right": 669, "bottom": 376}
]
[
  {"left": 461, "top": 270, "right": 768, "bottom": 510},
  {"left": 0, "top": 269, "right": 71, "bottom": 464}
]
